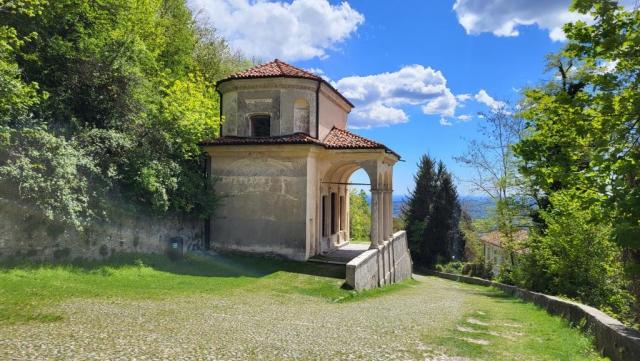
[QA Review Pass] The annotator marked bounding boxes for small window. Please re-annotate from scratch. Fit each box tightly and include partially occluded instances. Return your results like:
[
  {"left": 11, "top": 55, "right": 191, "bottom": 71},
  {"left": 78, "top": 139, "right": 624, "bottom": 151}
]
[{"left": 251, "top": 115, "right": 270, "bottom": 137}]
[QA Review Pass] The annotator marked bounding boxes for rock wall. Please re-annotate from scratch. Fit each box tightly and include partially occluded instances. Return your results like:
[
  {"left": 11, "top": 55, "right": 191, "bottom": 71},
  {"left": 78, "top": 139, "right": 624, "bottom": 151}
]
[
  {"left": 0, "top": 198, "right": 203, "bottom": 262},
  {"left": 430, "top": 271, "right": 640, "bottom": 361},
  {"left": 346, "top": 231, "right": 413, "bottom": 290}
]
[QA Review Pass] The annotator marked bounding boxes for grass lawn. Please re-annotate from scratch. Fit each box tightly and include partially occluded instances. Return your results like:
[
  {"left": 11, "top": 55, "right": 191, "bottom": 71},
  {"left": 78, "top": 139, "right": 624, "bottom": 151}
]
[{"left": 0, "top": 253, "right": 606, "bottom": 360}]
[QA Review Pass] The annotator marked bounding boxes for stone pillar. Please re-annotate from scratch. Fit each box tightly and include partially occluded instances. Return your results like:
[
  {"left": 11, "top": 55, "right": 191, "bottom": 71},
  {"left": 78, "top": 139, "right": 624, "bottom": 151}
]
[
  {"left": 370, "top": 189, "right": 380, "bottom": 248},
  {"left": 383, "top": 190, "right": 392, "bottom": 240},
  {"left": 378, "top": 190, "right": 384, "bottom": 244}
]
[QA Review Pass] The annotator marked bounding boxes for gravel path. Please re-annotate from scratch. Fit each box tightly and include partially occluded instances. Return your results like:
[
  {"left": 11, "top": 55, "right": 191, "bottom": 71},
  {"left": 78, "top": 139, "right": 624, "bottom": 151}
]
[{"left": 0, "top": 276, "right": 486, "bottom": 360}]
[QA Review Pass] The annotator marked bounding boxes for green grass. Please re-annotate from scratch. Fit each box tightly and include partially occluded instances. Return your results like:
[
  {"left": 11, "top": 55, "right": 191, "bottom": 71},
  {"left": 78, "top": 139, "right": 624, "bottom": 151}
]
[
  {"left": 0, "top": 253, "right": 410, "bottom": 324},
  {"left": 0, "top": 254, "right": 608, "bottom": 360},
  {"left": 429, "top": 283, "right": 606, "bottom": 361}
]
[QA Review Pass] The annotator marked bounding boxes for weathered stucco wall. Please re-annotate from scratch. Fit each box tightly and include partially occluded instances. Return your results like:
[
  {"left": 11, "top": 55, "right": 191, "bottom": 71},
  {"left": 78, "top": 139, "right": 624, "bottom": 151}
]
[
  {"left": 0, "top": 198, "right": 202, "bottom": 262},
  {"left": 219, "top": 78, "right": 319, "bottom": 138},
  {"left": 209, "top": 146, "right": 311, "bottom": 260},
  {"left": 346, "top": 231, "right": 413, "bottom": 290}
]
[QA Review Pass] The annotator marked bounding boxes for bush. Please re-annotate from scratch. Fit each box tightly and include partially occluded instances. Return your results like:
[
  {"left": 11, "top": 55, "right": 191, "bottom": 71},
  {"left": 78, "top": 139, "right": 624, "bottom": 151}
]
[
  {"left": 0, "top": 128, "right": 98, "bottom": 229},
  {"left": 462, "top": 260, "right": 494, "bottom": 279},
  {"left": 511, "top": 190, "right": 633, "bottom": 321},
  {"left": 436, "top": 261, "right": 465, "bottom": 275}
]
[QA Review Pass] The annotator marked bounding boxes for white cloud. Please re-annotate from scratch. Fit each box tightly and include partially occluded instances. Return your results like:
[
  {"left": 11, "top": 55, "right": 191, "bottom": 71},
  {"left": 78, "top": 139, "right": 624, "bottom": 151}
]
[
  {"left": 350, "top": 103, "right": 408, "bottom": 128},
  {"left": 439, "top": 118, "right": 453, "bottom": 126},
  {"left": 474, "top": 89, "right": 505, "bottom": 110},
  {"left": 189, "top": 0, "right": 364, "bottom": 61},
  {"left": 457, "top": 114, "right": 472, "bottom": 122},
  {"left": 453, "top": 0, "right": 590, "bottom": 41},
  {"left": 335, "top": 65, "right": 458, "bottom": 128},
  {"left": 306, "top": 67, "right": 324, "bottom": 75},
  {"left": 456, "top": 93, "right": 472, "bottom": 102},
  {"left": 305, "top": 67, "right": 333, "bottom": 83}
]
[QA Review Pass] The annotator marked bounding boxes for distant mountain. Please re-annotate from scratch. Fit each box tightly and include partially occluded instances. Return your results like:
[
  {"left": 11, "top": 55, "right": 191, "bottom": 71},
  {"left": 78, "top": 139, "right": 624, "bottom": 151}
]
[
  {"left": 365, "top": 194, "right": 494, "bottom": 219},
  {"left": 393, "top": 195, "right": 494, "bottom": 219},
  {"left": 460, "top": 195, "right": 494, "bottom": 220},
  {"left": 364, "top": 194, "right": 406, "bottom": 217}
]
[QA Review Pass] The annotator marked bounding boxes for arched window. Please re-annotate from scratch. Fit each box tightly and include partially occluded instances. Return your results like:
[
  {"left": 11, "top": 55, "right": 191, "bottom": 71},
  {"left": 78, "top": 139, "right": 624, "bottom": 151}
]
[
  {"left": 293, "top": 99, "right": 310, "bottom": 134},
  {"left": 251, "top": 114, "right": 271, "bottom": 137}
]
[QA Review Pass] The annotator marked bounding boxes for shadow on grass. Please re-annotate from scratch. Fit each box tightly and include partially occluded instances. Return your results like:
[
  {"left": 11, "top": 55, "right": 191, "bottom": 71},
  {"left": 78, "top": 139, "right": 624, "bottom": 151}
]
[{"left": 0, "top": 252, "right": 346, "bottom": 280}]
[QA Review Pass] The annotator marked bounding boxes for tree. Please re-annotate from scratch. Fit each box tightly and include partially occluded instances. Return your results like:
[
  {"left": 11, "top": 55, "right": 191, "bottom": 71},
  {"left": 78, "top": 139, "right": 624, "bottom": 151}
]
[
  {"left": 0, "top": 0, "right": 249, "bottom": 228},
  {"left": 455, "top": 105, "right": 530, "bottom": 269},
  {"left": 404, "top": 154, "right": 465, "bottom": 267},
  {"left": 512, "top": 0, "right": 638, "bottom": 321},
  {"left": 349, "top": 188, "right": 370, "bottom": 242}
]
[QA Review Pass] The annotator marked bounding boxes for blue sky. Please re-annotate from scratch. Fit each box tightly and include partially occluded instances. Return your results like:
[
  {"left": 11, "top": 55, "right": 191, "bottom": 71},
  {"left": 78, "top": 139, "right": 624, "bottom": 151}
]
[{"left": 189, "top": 0, "right": 581, "bottom": 195}]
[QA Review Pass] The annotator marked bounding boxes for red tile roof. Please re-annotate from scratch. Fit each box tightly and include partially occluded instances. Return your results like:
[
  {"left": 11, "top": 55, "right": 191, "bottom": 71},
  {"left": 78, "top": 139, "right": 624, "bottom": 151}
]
[
  {"left": 218, "top": 59, "right": 354, "bottom": 108},
  {"left": 201, "top": 127, "right": 400, "bottom": 158},
  {"left": 324, "top": 127, "right": 385, "bottom": 150},
  {"left": 480, "top": 230, "right": 529, "bottom": 248},
  {"left": 225, "top": 59, "right": 321, "bottom": 81}
]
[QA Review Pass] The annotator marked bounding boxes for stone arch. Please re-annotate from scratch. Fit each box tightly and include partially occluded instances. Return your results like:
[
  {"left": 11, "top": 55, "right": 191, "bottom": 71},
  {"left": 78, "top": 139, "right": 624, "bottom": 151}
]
[
  {"left": 293, "top": 98, "right": 310, "bottom": 134},
  {"left": 320, "top": 160, "right": 391, "bottom": 250}
]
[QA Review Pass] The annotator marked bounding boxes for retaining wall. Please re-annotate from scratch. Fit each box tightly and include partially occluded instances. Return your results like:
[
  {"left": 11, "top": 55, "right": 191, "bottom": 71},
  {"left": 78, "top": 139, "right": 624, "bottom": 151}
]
[
  {"left": 0, "top": 198, "right": 203, "bottom": 262},
  {"left": 346, "top": 231, "right": 412, "bottom": 290},
  {"left": 430, "top": 271, "right": 640, "bottom": 361}
]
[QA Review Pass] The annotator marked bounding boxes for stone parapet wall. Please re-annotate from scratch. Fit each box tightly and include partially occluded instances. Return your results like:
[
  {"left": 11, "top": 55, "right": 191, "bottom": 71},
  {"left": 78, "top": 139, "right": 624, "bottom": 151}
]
[
  {"left": 430, "top": 271, "right": 640, "bottom": 361},
  {"left": 346, "top": 231, "right": 412, "bottom": 290},
  {"left": 0, "top": 198, "right": 203, "bottom": 262}
]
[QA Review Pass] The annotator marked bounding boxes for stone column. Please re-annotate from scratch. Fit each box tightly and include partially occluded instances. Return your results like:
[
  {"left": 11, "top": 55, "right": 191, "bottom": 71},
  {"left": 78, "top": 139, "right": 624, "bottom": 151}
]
[
  {"left": 381, "top": 190, "right": 389, "bottom": 241},
  {"left": 377, "top": 190, "right": 384, "bottom": 245},
  {"left": 370, "top": 189, "right": 380, "bottom": 248}
]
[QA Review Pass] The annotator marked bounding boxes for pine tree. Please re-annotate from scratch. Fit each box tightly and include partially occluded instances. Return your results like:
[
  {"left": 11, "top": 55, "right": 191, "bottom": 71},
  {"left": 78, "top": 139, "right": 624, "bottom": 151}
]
[
  {"left": 403, "top": 155, "right": 438, "bottom": 265},
  {"left": 404, "top": 155, "right": 465, "bottom": 268}
]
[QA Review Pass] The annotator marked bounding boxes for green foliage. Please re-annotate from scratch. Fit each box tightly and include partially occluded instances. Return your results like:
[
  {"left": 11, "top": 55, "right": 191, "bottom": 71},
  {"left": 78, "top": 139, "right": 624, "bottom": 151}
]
[
  {"left": 349, "top": 188, "right": 370, "bottom": 242},
  {"left": 512, "top": 190, "right": 632, "bottom": 319},
  {"left": 160, "top": 73, "right": 220, "bottom": 159},
  {"left": 404, "top": 154, "right": 466, "bottom": 268},
  {"left": 435, "top": 261, "right": 464, "bottom": 275},
  {"left": 0, "top": 127, "right": 98, "bottom": 228},
  {"left": 0, "top": 0, "right": 248, "bottom": 227},
  {"left": 513, "top": 0, "right": 638, "bottom": 322}
]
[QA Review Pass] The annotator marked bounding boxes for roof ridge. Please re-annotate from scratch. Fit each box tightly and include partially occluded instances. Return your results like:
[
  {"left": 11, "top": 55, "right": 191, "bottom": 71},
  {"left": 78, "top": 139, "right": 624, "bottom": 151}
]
[{"left": 274, "top": 58, "right": 284, "bottom": 74}]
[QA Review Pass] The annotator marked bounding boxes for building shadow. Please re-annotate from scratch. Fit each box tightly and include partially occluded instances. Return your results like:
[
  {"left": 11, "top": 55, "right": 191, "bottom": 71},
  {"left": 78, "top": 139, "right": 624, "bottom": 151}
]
[{"left": 0, "top": 251, "right": 346, "bottom": 280}]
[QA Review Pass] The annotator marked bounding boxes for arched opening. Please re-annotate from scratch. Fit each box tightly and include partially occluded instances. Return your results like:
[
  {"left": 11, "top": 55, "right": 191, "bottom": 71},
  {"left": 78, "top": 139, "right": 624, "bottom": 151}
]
[
  {"left": 293, "top": 99, "right": 310, "bottom": 134},
  {"left": 318, "top": 161, "right": 388, "bottom": 253},
  {"left": 348, "top": 169, "right": 371, "bottom": 245}
]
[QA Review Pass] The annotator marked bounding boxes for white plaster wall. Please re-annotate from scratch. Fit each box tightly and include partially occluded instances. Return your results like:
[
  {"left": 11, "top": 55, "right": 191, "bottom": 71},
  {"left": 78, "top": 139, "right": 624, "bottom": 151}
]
[{"left": 318, "top": 88, "right": 348, "bottom": 140}]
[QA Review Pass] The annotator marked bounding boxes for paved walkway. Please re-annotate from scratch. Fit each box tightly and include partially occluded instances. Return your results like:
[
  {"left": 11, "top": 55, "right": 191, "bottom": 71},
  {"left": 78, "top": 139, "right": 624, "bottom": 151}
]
[
  {"left": 0, "top": 275, "right": 600, "bottom": 360},
  {"left": 308, "top": 243, "right": 370, "bottom": 264}
]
